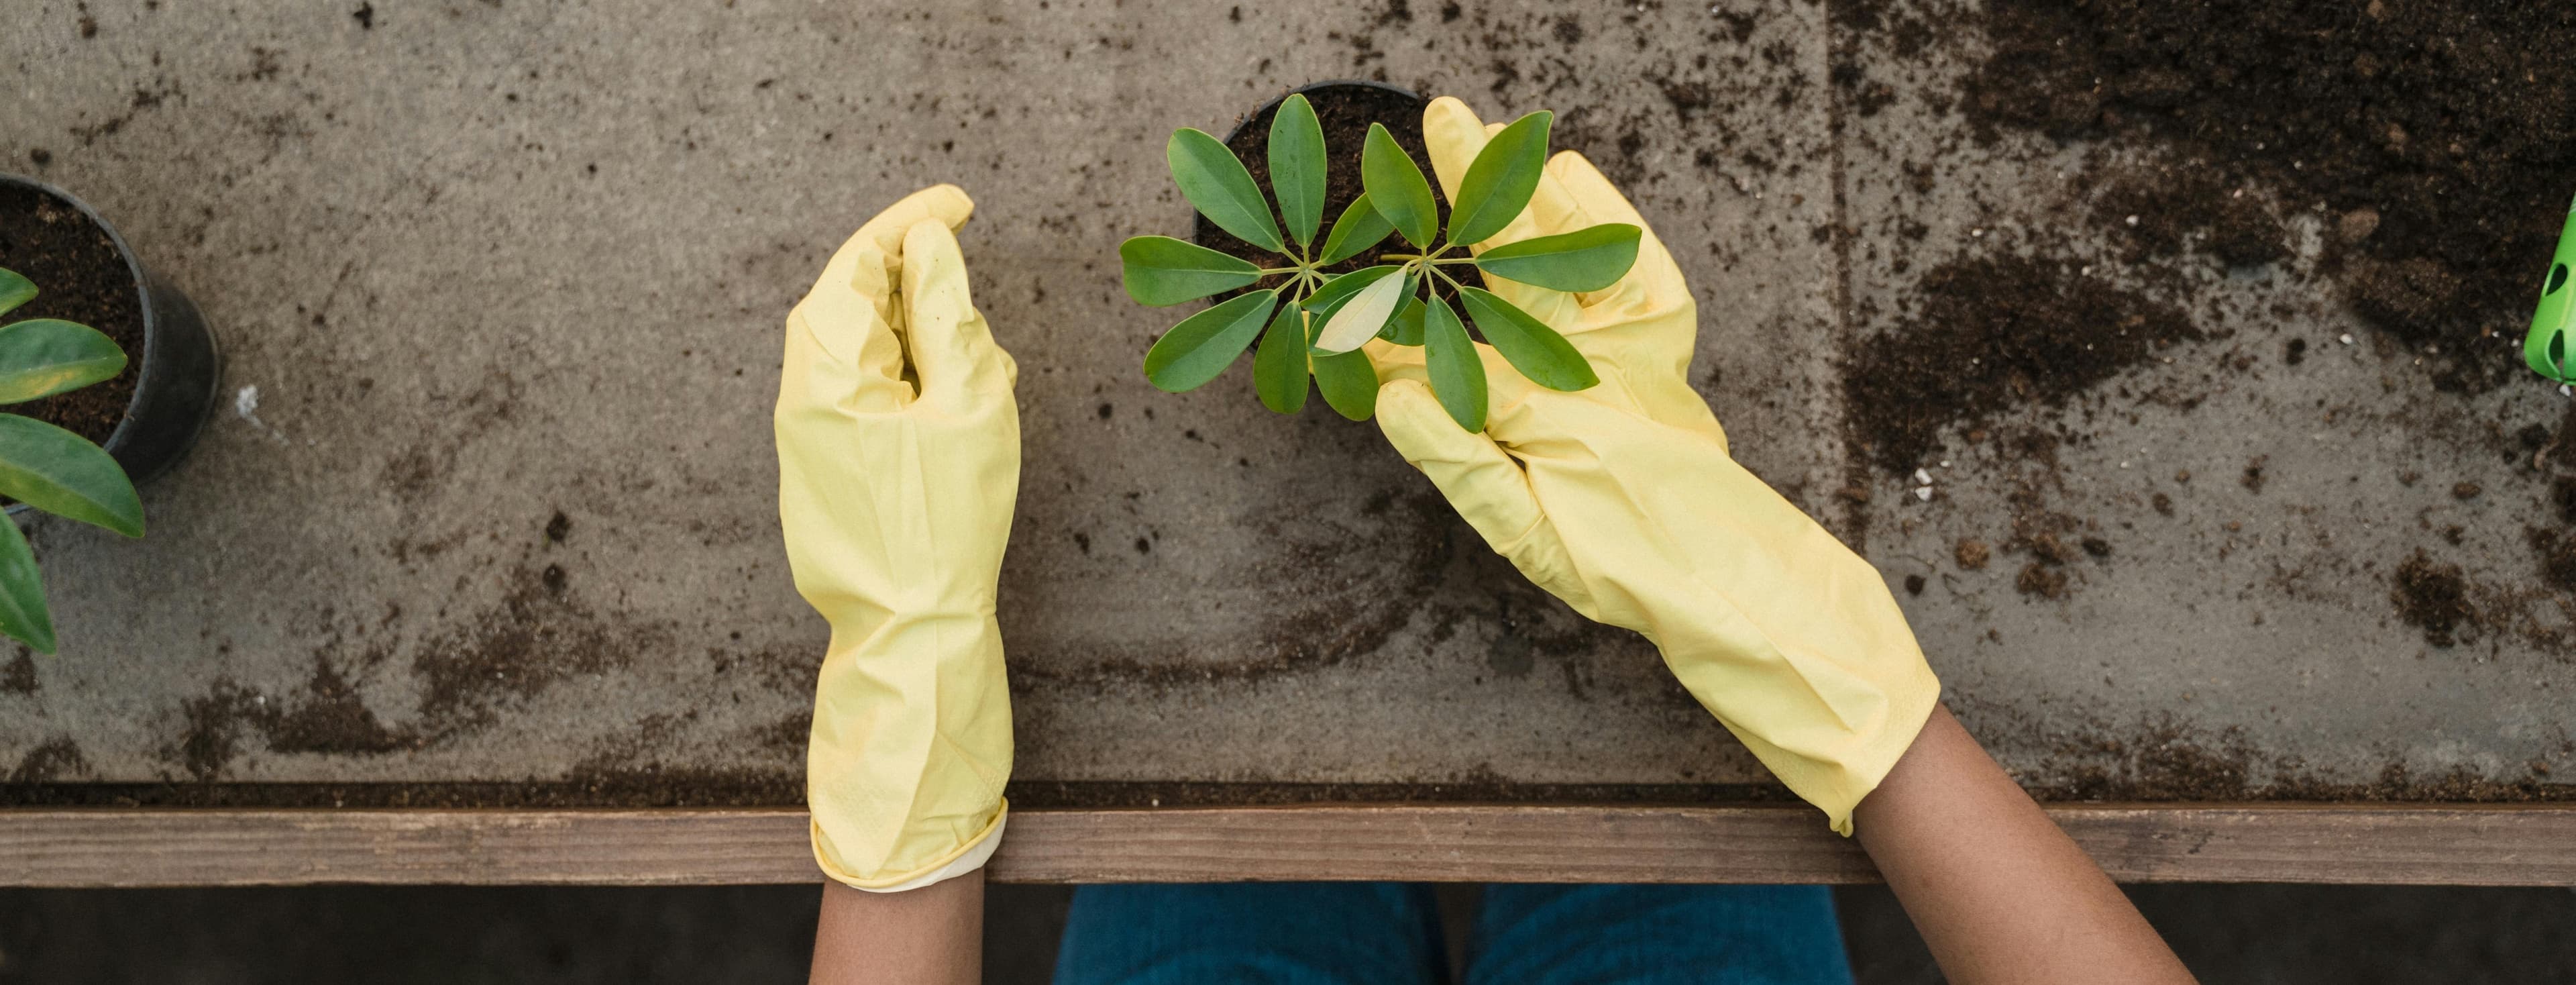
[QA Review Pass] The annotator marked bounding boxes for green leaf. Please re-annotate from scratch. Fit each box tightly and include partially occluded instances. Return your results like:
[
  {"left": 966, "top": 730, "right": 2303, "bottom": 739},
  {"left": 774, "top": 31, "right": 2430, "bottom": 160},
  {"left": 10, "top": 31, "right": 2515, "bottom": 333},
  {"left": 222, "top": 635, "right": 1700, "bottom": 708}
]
[
  {"left": 1268, "top": 94, "right": 1327, "bottom": 250},
  {"left": 1448, "top": 111, "right": 1553, "bottom": 247},
  {"left": 0, "top": 515, "right": 54, "bottom": 654},
  {"left": 1168, "top": 127, "right": 1285, "bottom": 253},
  {"left": 1319, "top": 195, "right": 1396, "bottom": 265},
  {"left": 1423, "top": 295, "right": 1488, "bottom": 431},
  {"left": 1472, "top": 223, "right": 1642, "bottom": 293},
  {"left": 1313, "top": 350, "right": 1379, "bottom": 421},
  {"left": 1119, "top": 236, "right": 1263, "bottom": 307},
  {"left": 0, "top": 319, "right": 127, "bottom": 404},
  {"left": 0, "top": 413, "right": 142, "bottom": 537},
  {"left": 1458, "top": 287, "right": 1597, "bottom": 391},
  {"left": 1142, "top": 290, "right": 1279, "bottom": 393},
  {"left": 1361, "top": 123, "right": 1438, "bottom": 249},
  {"left": 1316, "top": 270, "right": 1411, "bottom": 354},
  {"left": 1252, "top": 303, "right": 1309, "bottom": 414},
  {"left": 1382, "top": 295, "right": 1426, "bottom": 346},
  {"left": 0, "top": 270, "right": 34, "bottom": 319},
  {"left": 1303, "top": 264, "right": 1401, "bottom": 315}
]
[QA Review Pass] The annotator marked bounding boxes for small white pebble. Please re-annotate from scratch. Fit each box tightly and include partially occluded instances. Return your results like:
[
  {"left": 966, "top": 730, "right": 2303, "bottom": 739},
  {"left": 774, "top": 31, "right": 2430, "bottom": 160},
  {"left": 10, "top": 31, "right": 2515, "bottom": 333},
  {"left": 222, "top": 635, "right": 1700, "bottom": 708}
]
[
  {"left": 2119, "top": 461, "right": 2131, "bottom": 469},
  {"left": 2080, "top": 266, "right": 2092, "bottom": 275},
  {"left": 2232, "top": 189, "right": 2244, "bottom": 198},
  {"left": 2339, "top": 333, "right": 2355, "bottom": 345},
  {"left": 1971, "top": 227, "right": 1985, "bottom": 238},
  {"left": 1915, "top": 486, "right": 1934, "bottom": 502},
  {"left": 2125, "top": 215, "right": 2140, "bottom": 226},
  {"left": 1938, "top": 460, "right": 1953, "bottom": 468},
  {"left": 1913, "top": 468, "right": 1933, "bottom": 484},
  {"left": 254, "top": 694, "right": 265, "bottom": 705}
]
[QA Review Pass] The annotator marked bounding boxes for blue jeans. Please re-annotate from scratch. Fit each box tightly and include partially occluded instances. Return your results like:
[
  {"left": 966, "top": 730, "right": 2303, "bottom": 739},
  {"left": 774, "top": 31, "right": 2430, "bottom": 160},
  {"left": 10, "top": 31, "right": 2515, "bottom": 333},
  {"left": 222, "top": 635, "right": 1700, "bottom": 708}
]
[{"left": 1052, "top": 882, "right": 1854, "bottom": 984}]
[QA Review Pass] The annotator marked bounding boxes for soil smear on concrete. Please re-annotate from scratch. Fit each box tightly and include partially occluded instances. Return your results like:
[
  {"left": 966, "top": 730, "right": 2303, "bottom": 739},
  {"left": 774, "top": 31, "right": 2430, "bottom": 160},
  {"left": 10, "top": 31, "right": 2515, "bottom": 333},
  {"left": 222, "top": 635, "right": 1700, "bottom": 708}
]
[
  {"left": 1961, "top": 0, "right": 2576, "bottom": 393},
  {"left": 0, "top": 184, "right": 143, "bottom": 444}
]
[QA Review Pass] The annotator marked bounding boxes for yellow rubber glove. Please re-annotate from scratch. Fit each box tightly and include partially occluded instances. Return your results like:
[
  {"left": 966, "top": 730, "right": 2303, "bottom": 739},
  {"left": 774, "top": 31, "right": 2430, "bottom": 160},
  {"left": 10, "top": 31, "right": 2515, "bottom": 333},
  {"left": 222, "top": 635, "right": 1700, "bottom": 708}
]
[
  {"left": 1370, "top": 99, "right": 1940, "bottom": 835},
  {"left": 775, "top": 185, "right": 1019, "bottom": 890}
]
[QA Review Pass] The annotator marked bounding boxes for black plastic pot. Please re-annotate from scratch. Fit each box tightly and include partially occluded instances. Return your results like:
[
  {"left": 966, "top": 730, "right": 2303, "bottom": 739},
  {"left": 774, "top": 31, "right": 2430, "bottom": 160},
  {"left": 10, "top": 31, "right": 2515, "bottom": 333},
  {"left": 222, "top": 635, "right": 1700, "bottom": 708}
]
[
  {"left": 0, "top": 174, "right": 221, "bottom": 491},
  {"left": 1216, "top": 79, "right": 1426, "bottom": 146}
]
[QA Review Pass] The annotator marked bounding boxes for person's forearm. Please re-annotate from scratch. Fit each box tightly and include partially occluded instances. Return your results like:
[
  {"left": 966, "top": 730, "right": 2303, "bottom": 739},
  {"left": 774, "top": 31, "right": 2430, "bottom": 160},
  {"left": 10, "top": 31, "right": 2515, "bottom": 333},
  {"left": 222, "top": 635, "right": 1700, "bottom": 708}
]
[
  {"left": 1853, "top": 705, "right": 2196, "bottom": 985},
  {"left": 809, "top": 872, "right": 981, "bottom": 985}
]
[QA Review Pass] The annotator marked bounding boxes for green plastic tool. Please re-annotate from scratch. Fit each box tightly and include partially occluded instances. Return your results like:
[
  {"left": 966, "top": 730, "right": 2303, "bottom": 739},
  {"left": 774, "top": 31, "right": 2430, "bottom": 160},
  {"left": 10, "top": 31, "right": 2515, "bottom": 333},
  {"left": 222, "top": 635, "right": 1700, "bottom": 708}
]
[{"left": 2526, "top": 193, "right": 2576, "bottom": 384}]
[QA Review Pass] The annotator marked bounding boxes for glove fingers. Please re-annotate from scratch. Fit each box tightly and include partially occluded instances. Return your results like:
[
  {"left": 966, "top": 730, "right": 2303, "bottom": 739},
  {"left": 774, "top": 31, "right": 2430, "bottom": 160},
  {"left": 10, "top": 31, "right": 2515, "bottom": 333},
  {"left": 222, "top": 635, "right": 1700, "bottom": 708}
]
[
  {"left": 1546, "top": 152, "right": 1690, "bottom": 315},
  {"left": 898, "top": 219, "right": 1018, "bottom": 413},
  {"left": 1378, "top": 378, "right": 1548, "bottom": 557},
  {"left": 786, "top": 240, "right": 913, "bottom": 415}
]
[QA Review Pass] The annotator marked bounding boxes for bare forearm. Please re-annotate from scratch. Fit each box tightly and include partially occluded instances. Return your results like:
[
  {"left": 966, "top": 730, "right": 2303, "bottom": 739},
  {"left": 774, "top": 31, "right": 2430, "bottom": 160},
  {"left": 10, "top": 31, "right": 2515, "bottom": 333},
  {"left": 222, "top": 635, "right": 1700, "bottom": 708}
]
[
  {"left": 1853, "top": 705, "right": 2196, "bottom": 985},
  {"left": 809, "top": 872, "right": 982, "bottom": 985}
]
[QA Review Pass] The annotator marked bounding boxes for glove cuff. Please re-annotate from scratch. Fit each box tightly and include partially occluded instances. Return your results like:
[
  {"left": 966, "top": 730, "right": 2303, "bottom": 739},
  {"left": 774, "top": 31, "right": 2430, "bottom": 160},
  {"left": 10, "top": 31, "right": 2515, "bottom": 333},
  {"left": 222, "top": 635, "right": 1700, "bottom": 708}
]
[{"left": 815, "top": 798, "right": 1009, "bottom": 892}]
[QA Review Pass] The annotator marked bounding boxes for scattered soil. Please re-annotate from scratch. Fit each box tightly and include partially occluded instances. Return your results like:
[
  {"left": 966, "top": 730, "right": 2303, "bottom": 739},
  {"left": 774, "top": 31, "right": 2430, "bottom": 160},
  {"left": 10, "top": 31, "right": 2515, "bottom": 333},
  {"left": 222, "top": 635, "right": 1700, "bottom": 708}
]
[
  {"left": 1964, "top": 0, "right": 2576, "bottom": 391},
  {"left": 2392, "top": 550, "right": 2477, "bottom": 648},
  {"left": 1194, "top": 84, "right": 1484, "bottom": 304},
  {"left": 1, "top": 650, "right": 33, "bottom": 696},
  {"left": 2090, "top": 167, "right": 2288, "bottom": 271},
  {"left": 1843, "top": 254, "right": 2200, "bottom": 476},
  {"left": 2530, "top": 527, "right": 2576, "bottom": 594},
  {"left": 7, "top": 737, "right": 87, "bottom": 783},
  {"left": 0, "top": 184, "right": 142, "bottom": 444},
  {"left": 1953, "top": 539, "right": 1990, "bottom": 570}
]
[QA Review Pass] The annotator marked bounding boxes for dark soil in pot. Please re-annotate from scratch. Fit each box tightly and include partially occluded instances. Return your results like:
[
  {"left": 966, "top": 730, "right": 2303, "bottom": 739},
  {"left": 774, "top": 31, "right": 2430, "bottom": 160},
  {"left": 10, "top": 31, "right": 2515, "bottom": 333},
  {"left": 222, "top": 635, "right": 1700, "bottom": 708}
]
[
  {"left": 1195, "top": 81, "right": 1485, "bottom": 303},
  {"left": 0, "top": 185, "right": 143, "bottom": 445}
]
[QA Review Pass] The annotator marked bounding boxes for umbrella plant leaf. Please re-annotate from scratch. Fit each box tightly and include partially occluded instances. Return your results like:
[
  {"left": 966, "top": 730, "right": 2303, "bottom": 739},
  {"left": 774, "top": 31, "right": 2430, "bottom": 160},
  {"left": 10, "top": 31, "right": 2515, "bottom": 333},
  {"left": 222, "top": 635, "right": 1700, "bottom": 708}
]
[
  {"left": 1458, "top": 287, "right": 1596, "bottom": 391},
  {"left": 1315, "top": 270, "right": 1411, "bottom": 354},
  {"left": 1361, "top": 123, "right": 1438, "bottom": 249},
  {"left": 1448, "top": 111, "right": 1552, "bottom": 247},
  {"left": 0, "top": 319, "right": 126, "bottom": 404},
  {"left": 1142, "top": 289, "right": 1279, "bottom": 393},
  {"left": 1472, "top": 223, "right": 1642, "bottom": 292},
  {"left": 0, "top": 270, "right": 33, "bottom": 319},
  {"left": 0, "top": 413, "right": 141, "bottom": 537},
  {"left": 1253, "top": 303, "right": 1310, "bottom": 414},
  {"left": 1268, "top": 94, "right": 1327, "bottom": 250},
  {"left": 1313, "top": 349, "right": 1379, "bottom": 421},
  {"left": 0, "top": 515, "right": 52, "bottom": 654},
  {"left": 1382, "top": 295, "right": 1426, "bottom": 346},
  {"left": 1119, "top": 236, "right": 1263, "bottom": 307},
  {"left": 1168, "top": 127, "right": 1285, "bottom": 253},
  {"left": 1422, "top": 295, "right": 1487, "bottom": 431},
  {"left": 1319, "top": 195, "right": 1396, "bottom": 265},
  {"left": 1301, "top": 264, "right": 1401, "bottom": 320}
]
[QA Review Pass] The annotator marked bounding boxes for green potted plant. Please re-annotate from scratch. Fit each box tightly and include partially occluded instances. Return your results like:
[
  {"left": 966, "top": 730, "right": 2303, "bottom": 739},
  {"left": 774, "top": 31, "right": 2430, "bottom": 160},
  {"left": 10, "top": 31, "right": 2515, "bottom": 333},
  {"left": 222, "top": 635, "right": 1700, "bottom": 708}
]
[
  {"left": 1118, "top": 87, "right": 1642, "bottom": 430},
  {"left": 0, "top": 267, "right": 142, "bottom": 652}
]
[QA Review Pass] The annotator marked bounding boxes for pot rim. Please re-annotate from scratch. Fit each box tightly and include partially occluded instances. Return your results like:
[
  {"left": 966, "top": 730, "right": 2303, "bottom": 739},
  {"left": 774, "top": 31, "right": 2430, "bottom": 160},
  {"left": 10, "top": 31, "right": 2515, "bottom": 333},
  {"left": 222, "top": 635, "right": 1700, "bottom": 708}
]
[{"left": 0, "top": 172, "right": 166, "bottom": 462}]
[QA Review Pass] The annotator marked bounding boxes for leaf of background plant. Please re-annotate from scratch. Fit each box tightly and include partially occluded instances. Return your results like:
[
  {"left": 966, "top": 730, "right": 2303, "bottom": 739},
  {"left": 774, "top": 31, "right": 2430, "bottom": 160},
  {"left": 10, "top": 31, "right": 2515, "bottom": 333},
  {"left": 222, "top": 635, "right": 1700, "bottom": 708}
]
[
  {"left": 1119, "top": 236, "right": 1262, "bottom": 307},
  {"left": 1472, "top": 223, "right": 1642, "bottom": 292},
  {"left": 1382, "top": 295, "right": 1426, "bottom": 346},
  {"left": 1252, "top": 303, "right": 1309, "bottom": 414},
  {"left": 0, "top": 413, "right": 141, "bottom": 537},
  {"left": 1268, "top": 94, "right": 1327, "bottom": 250},
  {"left": 1169, "top": 127, "right": 1285, "bottom": 253},
  {"left": 1459, "top": 287, "right": 1596, "bottom": 391},
  {"left": 1142, "top": 289, "right": 1279, "bottom": 393},
  {"left": 1301, "top": 264, "right": 1400, "bottom": 319},
  {"left": 0, "top": 515, "right": 54, "bottom": 654},
  {"left": 1319, "top": 195, "right": 1396, "bottom": 264},
  {"left": 1422, "top": 296, "right": 1487, "bottom": 431},
  {"left": 1313, "top": 350, "right": 1379, "bottom": 421},
  {"left": 0, "top": 319, "right": 126, "bottom": 404},
  {"left": 1361, "top": 123, "right": 1438, "bottom": 248},
  {"left": 1448, "top": 111, "right": 1552, "bottom": 247},
  {"left": 1316, "top": 270, "right": 1411, "bottom": 354},
  {"left": 0, "top": 270, "right": 34, "bottom": 319}
]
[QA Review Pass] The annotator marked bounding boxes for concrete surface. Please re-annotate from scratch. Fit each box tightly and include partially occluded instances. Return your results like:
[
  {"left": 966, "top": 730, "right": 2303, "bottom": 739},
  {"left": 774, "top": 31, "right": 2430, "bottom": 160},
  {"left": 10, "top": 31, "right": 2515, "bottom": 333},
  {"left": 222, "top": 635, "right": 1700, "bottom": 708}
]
[
  {"left": 0, "top": 0, "right": 2569, "bottom": 798},
  {"left": 9, "top": 882, "right": 2576, "bottom": 984}
]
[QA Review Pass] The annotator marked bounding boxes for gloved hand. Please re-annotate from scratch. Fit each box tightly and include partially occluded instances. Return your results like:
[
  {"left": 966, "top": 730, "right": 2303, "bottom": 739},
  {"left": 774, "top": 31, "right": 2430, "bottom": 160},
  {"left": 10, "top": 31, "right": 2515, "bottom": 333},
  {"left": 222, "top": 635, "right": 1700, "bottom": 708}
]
[
  {"left": 1368, "top": 99, "right": 1940, "bottom": 834},
  {"left": 775, "top": 185, "right": 1019, "bottom": 889}
]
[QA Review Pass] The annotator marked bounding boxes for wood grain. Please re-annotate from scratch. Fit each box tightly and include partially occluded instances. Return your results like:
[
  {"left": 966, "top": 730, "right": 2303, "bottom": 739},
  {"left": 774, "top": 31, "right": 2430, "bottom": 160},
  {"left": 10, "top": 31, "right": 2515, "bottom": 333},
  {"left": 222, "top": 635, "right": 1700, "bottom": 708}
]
[{"left": 5, "top": 804, "right": 2574, "bottom": 888}]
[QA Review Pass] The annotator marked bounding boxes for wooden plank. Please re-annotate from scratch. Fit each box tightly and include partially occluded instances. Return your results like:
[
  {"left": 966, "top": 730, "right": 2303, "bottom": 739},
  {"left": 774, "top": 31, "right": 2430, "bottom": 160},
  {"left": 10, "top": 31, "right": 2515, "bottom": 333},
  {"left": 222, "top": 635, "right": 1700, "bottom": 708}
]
[{"left": 4, "top": 805, "right": 2575, "bottom": 888}]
